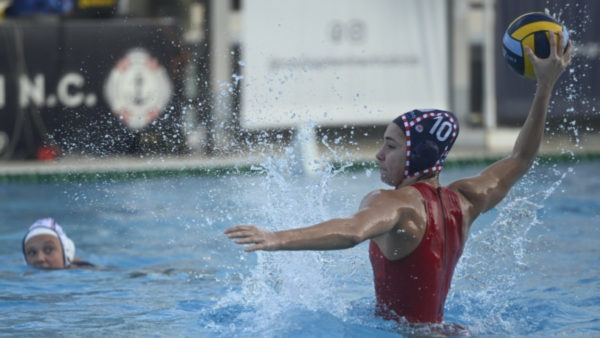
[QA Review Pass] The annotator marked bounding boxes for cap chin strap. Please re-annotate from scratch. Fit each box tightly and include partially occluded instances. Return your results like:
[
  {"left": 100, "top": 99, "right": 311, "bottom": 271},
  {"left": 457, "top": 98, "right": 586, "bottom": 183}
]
[
  {"left": 395, "top": 174, "right": 410, "bottom": 189},
  {"left": 395, "top": 171, "right": 439, "bottom": 189}
]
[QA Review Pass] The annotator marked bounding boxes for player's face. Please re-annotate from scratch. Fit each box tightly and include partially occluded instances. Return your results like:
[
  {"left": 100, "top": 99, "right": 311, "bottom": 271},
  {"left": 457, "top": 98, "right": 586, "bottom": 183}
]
[
  {"left": 376, "top": 123, "right": 407, "bottom": 187},
  {"left": 24, "top": 235, "right": 64, "bottom": 269}
]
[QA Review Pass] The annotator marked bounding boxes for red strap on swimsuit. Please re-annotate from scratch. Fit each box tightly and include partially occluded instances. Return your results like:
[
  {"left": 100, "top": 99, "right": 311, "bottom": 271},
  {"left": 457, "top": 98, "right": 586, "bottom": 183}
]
[{"left": 369, "top": 182, "right": 464, "bottom": 323}]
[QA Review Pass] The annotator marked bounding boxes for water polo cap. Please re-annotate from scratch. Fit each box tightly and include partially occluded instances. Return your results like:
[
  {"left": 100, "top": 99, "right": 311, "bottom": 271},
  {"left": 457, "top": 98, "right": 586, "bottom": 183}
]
[
  {"left": 393, "top": 109, "right": 459, "bottom": 184},
  {"left": 23, "top": 218, "right": 76, "bottom": 267}
]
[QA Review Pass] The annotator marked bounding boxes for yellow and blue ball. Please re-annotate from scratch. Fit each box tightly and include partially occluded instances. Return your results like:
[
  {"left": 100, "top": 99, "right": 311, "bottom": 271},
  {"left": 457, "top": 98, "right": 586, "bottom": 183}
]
[{"left": 503, "top": 12, "right": 569, "bottom": 79}]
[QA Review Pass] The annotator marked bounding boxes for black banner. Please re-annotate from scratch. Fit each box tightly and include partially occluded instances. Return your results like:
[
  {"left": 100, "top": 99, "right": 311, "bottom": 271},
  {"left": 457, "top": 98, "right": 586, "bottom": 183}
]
[
  {"left": 495, "top": 0, "right": 600, "bottom": 127},
  {"left": 0, "top": 18, "right": 188, "bottom": 159}
]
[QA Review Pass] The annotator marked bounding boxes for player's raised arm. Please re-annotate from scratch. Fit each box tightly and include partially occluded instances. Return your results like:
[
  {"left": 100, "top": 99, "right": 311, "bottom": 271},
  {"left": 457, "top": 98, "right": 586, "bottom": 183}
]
[{"left": 450, "top": 31, "right": 572, "bottom": 217}]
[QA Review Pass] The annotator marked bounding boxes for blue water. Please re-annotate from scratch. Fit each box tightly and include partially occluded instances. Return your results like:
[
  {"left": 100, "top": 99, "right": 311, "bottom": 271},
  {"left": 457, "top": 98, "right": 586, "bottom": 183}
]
[{"left": 0, "top": 161, "right": 598, "bottom": 337}]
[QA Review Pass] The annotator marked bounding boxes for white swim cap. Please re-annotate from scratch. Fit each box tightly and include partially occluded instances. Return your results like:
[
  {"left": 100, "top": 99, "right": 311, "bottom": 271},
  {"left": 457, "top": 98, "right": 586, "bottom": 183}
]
[{"left": 23, "top": 218, "right": 76, "bottom": 267}]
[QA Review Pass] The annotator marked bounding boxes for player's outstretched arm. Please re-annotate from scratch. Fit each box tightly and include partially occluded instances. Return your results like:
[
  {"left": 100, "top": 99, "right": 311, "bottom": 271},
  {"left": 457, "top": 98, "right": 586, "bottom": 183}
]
[{"left": 225, "top": 189, "right": 424, "bottom": 252}]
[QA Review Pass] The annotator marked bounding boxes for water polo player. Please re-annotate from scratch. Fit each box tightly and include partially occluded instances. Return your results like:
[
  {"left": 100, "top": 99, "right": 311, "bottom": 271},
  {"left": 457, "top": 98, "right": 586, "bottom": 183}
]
[
  {"left": 23, "top": 218, "right": 94, "bottom": 269},
  {"left": 225, "top": 31, "right": 572, "bottom": 324}
]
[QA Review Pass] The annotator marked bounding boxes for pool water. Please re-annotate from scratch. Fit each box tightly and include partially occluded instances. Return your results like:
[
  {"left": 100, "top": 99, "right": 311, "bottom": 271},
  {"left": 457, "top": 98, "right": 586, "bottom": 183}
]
[{"left": 0, "top": 160, "right": 598, "bottom": 337}]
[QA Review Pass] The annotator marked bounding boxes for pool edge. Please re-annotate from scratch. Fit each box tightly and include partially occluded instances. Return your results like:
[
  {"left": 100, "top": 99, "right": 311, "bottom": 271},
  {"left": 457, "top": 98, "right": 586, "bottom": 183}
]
[{"left": 1, "top": 152, "right": 599, "bottom": 183}]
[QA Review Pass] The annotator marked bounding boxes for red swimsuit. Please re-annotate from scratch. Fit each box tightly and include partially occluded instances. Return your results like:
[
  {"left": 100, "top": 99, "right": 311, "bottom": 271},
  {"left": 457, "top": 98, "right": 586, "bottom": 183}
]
[{"left": 369, "top": 182, "right": 464, "bottom": 323}]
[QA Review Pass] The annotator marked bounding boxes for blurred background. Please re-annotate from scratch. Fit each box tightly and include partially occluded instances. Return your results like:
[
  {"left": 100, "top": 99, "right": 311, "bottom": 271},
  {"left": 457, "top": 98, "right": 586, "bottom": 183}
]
[{"left": 0, "top": 0, "right": 598, "bottom": 168}]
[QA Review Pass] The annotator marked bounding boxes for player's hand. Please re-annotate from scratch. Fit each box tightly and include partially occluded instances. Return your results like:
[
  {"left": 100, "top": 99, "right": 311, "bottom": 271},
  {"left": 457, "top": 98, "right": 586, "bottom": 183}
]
[
  {"left": 224, "top": 225, "right": 280, "bottom": 252},
  {"left": 525, "top": 30, "right": 572, "bottom": 87}
]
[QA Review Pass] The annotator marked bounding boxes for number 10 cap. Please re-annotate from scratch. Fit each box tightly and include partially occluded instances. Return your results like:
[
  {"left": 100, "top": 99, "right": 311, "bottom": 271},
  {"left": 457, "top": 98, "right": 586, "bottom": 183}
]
[{"left": 393, "top": 109, "right": 459, "bottom": 182}]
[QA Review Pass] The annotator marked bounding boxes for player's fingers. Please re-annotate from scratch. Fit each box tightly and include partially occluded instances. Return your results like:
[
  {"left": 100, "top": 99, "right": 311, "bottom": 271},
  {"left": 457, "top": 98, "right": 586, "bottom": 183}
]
[
  {"left": 226, "top": 231, "right": 248, "bottom": 239},
  {"left": 235, "top": 237, "right": 261, "bottom": 244},
  {"left": 226, "top": 230, "right": 258, "bottom": 240},
  {"left": 245, "top": 245, "right": 261, "bottom": 252},
  {"left": 564, "top": 40, "right": 573, "bottom": 65},
  {"left": 525, "top": 46, "right": 537, "bottom": 62},
  {"left": 548, "top": 30, "right": 557, "bottom": 57},
  {"left": 556, "top": 31, "right": 565, "bottom": 57},
  {"left": 225, "top": 225, "right": 255, "bottom": 235}
]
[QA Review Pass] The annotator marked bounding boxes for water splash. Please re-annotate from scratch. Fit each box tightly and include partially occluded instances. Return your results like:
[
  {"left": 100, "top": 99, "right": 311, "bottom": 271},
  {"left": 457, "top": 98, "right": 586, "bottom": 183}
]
[
  {"left": 447, "top": 165, "right": 569, "bottom": 335},
  {"left": 546, "top": 1, "right": 597, "bottom": 154},
  {"left": 209, "top": 142, "right": 363, "bottom": 336}
]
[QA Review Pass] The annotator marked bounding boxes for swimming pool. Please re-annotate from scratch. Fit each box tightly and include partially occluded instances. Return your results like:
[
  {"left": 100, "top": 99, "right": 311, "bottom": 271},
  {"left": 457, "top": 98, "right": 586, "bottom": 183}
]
[{"left": 0, "top": 159, "right": 598, "bottom": 336}]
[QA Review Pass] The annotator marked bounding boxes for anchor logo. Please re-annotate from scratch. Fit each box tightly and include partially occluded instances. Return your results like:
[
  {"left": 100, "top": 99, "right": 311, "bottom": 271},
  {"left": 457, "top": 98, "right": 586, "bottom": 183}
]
[{"left": 104, "top": 48, "right": 173, "bottom": 130}]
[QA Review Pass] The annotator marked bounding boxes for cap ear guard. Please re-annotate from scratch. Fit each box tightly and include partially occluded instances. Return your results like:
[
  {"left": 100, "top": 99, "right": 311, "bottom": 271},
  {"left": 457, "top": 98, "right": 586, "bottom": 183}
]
[
  {"left": 411, "top": 140, "right": 441, "bottom": 173},
  {"left": 62, "top": 236, "right": 75, "bottom": 266}
]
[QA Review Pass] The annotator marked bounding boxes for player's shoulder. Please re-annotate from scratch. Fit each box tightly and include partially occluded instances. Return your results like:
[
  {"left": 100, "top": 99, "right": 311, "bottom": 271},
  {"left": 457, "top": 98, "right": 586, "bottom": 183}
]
[
  {"left": 447, "top": 176, "right": 483, "bottom": 201},
  {"left": 361, "top": 186, "right": 423, "bottom": 208}
]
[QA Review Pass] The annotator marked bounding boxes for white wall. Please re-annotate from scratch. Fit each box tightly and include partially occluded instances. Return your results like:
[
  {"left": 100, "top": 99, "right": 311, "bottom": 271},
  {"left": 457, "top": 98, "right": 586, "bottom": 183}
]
[{"left": 240, "top": 0, "right": 450, "bottom": 129}]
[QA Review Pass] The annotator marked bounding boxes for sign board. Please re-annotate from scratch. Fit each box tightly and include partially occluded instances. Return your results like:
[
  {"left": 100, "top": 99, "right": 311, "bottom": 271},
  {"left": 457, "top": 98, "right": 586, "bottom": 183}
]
[
  {"left": 0, "top": 19, "right": 186, "bottom": 159},
  {"left": 241, "top": 0, "right": 450, "bottom": 128}
]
